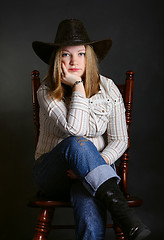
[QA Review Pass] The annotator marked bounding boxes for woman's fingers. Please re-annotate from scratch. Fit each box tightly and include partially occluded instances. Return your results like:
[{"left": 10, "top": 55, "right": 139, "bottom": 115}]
[
  {"left": 67, "top": 169, "right": 78, "bottom": 179},
  {"left": 61, "top": 62, "right": 67, "bottom": 75},
  {"left": 61, "top": 62, "right": 81, "bottom": 86}
]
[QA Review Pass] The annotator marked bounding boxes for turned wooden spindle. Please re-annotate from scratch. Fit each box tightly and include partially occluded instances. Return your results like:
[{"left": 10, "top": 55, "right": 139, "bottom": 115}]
[
  {"left": 33, "top": 208, "right": 54, "bottom": 240},
  {"left": 114, "top": 225, "right": 126, "bottom": 240},
  {"left": 119, "top": 71, "right": 134, "bottom": 197},
  {"left": 31, "top": 70, "right": 40, "bottom": 147},
  {"left": 125, "top": 71, "right": 134, "bottom": 133}
]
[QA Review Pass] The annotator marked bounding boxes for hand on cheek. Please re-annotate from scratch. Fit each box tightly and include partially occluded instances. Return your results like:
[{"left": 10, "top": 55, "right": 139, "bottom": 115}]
[{"left": 61, "top": 62, "right": 81, "bottom": 87}]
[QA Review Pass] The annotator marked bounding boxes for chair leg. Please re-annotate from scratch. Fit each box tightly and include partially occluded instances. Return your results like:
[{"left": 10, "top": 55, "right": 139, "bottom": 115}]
[
  {"left": 114, "top": 224, "right": 127, "bottom": 240},
  {"left": 33, "top": 207, "right": 54, "bottom": 240}
]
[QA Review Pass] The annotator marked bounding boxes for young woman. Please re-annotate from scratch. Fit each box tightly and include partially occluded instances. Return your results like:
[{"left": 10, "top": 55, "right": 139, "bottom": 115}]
[{"left": 32, "top": 19, "right": 150, "bottom": 240}]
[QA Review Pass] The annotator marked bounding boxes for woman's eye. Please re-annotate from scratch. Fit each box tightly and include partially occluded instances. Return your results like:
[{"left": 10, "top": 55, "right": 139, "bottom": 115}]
[
  {"left": 62, "top": 53, "right": 70, "bottom": 57},
  {"left": 79, "top": 52, "right": 85, "bottom": 56}
]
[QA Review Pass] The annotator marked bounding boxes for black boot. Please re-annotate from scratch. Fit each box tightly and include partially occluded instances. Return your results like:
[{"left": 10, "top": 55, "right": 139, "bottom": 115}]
[{"left": 95, "top": 178, "right": 151, "bottom": 240}]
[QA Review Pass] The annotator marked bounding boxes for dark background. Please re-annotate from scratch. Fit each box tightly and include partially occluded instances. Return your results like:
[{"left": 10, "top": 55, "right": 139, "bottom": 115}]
[{"left": 1, "top": 0, "right": 163, "bottom": 239}]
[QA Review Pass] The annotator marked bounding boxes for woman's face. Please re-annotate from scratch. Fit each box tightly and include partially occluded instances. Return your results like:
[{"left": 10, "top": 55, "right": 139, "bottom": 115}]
[{"left": 61, "top": 45, "right": 86, "bottom": 77}]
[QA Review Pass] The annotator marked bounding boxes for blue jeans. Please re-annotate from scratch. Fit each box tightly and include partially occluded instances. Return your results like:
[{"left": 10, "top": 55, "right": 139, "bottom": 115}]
[
  {"left": 33, "top": 136, "right": 120, "bottom": 240},
  {"left": 71, "top": 181, "right": 107, "bottom": 240}
]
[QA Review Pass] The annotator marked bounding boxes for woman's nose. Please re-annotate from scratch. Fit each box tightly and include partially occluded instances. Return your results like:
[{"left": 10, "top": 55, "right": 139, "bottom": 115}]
[{"left": 70, "top": 55, "right": 78, "bottom": 65}]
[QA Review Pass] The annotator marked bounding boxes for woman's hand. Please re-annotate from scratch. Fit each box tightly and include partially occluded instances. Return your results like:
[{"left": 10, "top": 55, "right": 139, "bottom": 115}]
[
  {"left": 102, "top": 156, "right": 109, "bottom": 165},
  {"left": 67, "top": 169, "right": 78, "bottom": 179},
  {"left": 61, "top": 63, "right": 81, "bottom": 87}
]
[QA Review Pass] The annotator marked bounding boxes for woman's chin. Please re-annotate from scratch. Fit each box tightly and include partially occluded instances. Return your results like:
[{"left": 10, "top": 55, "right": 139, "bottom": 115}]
[{"left": 69, "top": 71, "right": 83, "bottom": 78}]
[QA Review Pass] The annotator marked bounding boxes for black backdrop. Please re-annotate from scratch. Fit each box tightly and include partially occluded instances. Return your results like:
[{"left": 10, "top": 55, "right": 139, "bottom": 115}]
[{"left": 1, "top": 0, "right": 164, "bottom": 239}]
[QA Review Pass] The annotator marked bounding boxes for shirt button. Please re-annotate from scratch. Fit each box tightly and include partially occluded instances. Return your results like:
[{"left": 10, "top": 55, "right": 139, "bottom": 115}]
[{"left": 102, "top": 110, "right": 105, "bottom": 112}]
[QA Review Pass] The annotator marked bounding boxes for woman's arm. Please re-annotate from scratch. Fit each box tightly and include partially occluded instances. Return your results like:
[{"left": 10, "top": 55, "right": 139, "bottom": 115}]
[
  {"left": 37, "top": 85, "right": 89, "bottom": 136},
  {"left": 101, "top": 82, "right": 128, "bottom": 165}
]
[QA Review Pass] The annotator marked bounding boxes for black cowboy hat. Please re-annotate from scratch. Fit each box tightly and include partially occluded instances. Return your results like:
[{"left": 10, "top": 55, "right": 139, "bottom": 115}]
[{"left": 32, "top": 19, "right": 112, "bottom": 64}]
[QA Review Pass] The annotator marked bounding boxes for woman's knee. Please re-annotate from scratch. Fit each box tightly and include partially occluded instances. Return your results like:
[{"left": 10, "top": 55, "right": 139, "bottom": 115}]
[
  {"left": 59, "top": 136, "right": 105, "bottom": 178},
  {"left": 63, "top": 136, "right": 90, "bottom": 145}
]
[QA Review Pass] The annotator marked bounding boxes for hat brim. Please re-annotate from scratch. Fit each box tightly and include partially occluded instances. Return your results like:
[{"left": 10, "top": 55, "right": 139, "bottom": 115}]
[{"left": 32, "top": 39, "right": 112, "bottom": 64}]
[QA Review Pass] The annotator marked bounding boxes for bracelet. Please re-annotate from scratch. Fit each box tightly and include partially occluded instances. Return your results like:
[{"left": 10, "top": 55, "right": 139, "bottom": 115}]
[{"left": 72, "top": 80, "right": 83, "bottom": 88}]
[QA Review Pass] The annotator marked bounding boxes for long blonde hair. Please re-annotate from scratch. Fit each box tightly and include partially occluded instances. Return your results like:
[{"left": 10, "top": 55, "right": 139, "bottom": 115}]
[{"left": 44, "top": 45, "right": 100, "bottom": 100}]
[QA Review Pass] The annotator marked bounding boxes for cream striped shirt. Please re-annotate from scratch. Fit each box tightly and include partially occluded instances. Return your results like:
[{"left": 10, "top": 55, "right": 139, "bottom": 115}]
[{"left": 35, "top": 75, "right": 128, "bottom": 165}]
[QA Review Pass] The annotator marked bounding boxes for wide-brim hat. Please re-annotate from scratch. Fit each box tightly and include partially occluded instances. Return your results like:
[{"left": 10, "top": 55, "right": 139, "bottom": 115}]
[{"left": 32, "top": 19, "right": 112, "bottom": 64}]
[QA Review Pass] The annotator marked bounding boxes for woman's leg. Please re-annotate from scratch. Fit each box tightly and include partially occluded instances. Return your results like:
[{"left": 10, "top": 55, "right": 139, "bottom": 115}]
[
  {"left": 56, "top": 136, "right": 120, "bottom": 195},
  {"left": 33, "top": 136, "right": 119, "bottom": 197},
  {"left": 95, "top": 178, "right": 151, "bottom": 240},
  {"left": 33, "top": 136, "right": 150, "bottom": 240},
  {"left": 33, "top": 143, "right": 72, "bottom": 199},
  {"left": 71, "top": 181, "right": 107, "bottom": 240}
]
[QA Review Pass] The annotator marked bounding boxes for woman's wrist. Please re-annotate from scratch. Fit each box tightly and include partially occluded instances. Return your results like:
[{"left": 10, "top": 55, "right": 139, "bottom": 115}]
[
  {"left": 72, "top": 79, "right": 86, "bottom": 97},
  {"left": 72, "top": 79, "right": 83, "bottom": 89}
]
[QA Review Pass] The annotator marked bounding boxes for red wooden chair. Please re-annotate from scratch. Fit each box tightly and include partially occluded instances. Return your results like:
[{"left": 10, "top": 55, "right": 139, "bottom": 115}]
[{"left": 28, "top": 70, "right": 142, "bottom": 240}]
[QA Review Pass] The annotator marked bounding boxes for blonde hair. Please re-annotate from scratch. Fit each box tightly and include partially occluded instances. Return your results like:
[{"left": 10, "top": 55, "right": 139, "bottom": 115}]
[{"left": 44, "top": 45, "right": 100, "bottom": 100}]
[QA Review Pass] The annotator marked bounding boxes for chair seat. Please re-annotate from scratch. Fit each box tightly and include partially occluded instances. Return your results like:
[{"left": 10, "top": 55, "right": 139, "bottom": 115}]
[
  {"left": 28, "top": 199, "right": 72, "bottom": 208},
  {"left": 126, "top": 195, "right": 142, "bottom": 207},
  {"left": 28, "top": 194, "right": 141, "bottom": 209}
]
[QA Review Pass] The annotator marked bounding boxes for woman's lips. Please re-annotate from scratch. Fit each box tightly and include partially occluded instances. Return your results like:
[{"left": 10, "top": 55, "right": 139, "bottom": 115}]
[{"left": 69, "top": 68, "right": 80, "bottom": 72}]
